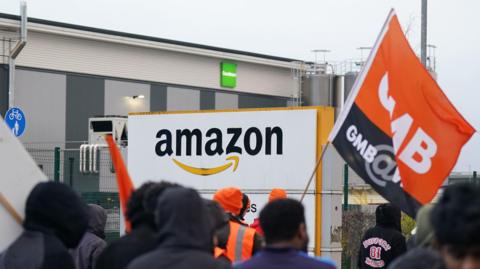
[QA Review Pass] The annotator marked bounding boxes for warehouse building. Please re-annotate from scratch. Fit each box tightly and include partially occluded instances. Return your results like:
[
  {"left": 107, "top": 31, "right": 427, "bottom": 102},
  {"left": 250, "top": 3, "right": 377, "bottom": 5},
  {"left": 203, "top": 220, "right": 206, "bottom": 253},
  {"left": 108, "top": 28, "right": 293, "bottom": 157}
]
[{"left": 0, "top": 12, "right": 309, "bottom": 146}]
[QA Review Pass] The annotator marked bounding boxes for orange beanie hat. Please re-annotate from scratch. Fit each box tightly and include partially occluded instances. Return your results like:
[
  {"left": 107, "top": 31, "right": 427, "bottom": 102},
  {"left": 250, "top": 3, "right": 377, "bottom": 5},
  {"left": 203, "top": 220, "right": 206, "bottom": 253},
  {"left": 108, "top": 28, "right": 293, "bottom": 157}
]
[
  {"left": 213, "top": 187, "right": 243, "bottom": 215},
  {"left": 268, "top": 188, "right": 287, "bottom": 202}
]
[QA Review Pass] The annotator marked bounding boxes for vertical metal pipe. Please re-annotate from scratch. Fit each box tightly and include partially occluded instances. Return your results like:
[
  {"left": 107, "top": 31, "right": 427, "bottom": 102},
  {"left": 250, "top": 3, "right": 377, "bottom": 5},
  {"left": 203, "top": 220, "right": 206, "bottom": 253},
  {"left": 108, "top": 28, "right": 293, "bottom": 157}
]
[
  {"left": 54, "top": 147, "right": 60, "bottom": 182},
  {"left": 343, "top": 164, "right": 349, "bottom": 211},
  {"left": 69, "top": 157, "right": 75, "bottom": 187},
  {"left": 8, "top": 57, "right": 14, "bottom": 108},
  {"left": 421, "top": 0, "right": 428, "bottom": 67},
  {"left": 8, "top": 2, "right": 28, "bottom": 109}
]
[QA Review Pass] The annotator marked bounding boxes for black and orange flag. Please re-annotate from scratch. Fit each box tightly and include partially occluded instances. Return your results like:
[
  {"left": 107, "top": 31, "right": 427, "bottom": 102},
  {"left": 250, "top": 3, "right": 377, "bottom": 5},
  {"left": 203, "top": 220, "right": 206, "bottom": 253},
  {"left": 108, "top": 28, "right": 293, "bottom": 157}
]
[
  {"left": 329, "top": 10, "right": 475, "bottom": 217},
  {"left": 105, "top": 135, "right": 134, "bottom": 232}
]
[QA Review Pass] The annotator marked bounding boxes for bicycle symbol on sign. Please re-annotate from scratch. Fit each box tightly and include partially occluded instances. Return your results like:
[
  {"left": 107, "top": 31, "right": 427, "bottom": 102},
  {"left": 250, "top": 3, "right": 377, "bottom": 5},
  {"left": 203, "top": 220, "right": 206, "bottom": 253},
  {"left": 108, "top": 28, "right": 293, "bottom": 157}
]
[
  {"left": 4, "top": 107, "right": 26, "bottom": 137},
  {"left": 8, "top": 109, "right": 23, "bottom": 121}
]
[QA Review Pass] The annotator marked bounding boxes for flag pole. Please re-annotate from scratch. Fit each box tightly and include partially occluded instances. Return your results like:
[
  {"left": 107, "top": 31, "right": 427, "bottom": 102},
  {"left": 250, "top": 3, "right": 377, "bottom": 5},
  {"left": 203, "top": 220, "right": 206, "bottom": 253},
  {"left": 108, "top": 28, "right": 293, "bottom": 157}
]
[
  {"left": 0, "top": 192, "right": 22, "bottom": 225},
  {"left": 300, "top": 142, "right": 330, "bottom": 202}
]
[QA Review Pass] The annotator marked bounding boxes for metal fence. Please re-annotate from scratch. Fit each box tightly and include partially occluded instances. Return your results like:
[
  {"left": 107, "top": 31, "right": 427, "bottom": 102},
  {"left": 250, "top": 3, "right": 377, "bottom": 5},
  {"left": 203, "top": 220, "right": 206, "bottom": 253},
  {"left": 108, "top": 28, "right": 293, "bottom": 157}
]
[{"left": 24, "top": 142, "right": 120, "bottom": 242}]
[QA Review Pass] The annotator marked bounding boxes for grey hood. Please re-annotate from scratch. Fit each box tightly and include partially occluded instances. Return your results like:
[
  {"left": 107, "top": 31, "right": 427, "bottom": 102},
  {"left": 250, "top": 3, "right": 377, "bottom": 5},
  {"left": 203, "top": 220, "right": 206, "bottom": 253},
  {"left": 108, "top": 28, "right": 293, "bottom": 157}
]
[{"left": 87, "top": 204, "right": 107, "bottom": 239}]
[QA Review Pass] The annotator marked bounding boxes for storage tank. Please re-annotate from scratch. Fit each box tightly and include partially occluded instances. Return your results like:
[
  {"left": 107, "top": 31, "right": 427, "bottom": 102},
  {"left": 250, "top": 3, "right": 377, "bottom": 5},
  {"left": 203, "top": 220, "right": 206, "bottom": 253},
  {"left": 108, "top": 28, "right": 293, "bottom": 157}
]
[
  {"left": 302, "top": 74, "right": 335, "bottom": 106},
  {"left": 343, "top": 71, "right": 358, "bottom": 101}
]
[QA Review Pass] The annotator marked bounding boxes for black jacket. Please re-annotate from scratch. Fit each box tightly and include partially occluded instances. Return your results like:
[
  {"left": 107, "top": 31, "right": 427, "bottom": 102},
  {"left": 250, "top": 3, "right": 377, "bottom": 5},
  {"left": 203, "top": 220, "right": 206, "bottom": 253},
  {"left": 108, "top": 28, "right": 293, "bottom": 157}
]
[
  {"left": 358, "top": 205, "right": 406, "bottom": 269},
  {"left": 127, "top": 187, "right": 230, "bottom": 269},
  {"left": 0, "top": 182, "right": 88, "bottom": 269},
  {"left": 95, "top": 222, "right": 157, "bottom": 269}
]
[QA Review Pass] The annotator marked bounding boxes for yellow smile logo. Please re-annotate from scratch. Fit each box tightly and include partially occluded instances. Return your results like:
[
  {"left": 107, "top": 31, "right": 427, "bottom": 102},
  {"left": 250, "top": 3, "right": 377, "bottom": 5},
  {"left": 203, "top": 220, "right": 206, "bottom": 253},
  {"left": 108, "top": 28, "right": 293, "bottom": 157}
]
[{"left": 172, "top": 156, "right": 239, "bottom": 176}]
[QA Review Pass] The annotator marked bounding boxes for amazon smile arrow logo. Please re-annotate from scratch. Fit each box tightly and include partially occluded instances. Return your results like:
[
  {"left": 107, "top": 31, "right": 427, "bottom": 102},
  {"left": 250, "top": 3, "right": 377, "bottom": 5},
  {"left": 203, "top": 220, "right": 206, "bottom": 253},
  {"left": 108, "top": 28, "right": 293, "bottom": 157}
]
[{"left": 172, "top": 156, "right": 240, "bottom": 176}]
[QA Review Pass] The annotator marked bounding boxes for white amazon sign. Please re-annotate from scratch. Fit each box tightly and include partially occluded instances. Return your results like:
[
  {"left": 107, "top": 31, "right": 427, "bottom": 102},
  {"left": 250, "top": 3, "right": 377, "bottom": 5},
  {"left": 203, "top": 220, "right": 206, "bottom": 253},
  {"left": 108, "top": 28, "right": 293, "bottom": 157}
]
[
  {"left": 128, "top": 109, "right": 317, "bottom": 190},
  {"left": 128, "top": 108, "right": 322, "bottom": 251}
]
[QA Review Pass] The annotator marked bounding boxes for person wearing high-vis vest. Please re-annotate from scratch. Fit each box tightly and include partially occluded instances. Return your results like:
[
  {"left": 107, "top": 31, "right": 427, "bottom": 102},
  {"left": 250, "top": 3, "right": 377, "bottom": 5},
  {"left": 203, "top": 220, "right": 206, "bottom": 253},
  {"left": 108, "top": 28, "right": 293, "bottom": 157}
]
[{"left": 213, "top": 188, "right": 264, "bottom": 263}]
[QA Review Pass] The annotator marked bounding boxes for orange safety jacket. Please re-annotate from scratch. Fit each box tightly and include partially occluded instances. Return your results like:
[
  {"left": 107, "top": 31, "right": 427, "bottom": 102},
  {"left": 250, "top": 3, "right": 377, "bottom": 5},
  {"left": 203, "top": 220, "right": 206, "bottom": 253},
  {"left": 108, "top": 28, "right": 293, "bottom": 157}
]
[{"left": 225, "top": 221, "right": 256, "bottom": 262}]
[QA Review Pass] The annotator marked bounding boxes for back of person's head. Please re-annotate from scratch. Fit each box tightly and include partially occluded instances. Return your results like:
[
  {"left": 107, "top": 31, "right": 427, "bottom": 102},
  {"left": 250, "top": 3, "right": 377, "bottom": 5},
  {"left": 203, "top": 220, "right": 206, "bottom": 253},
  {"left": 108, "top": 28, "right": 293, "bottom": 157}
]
[
  {"left": 126, "top": 182, "right": 156, "bottom": 228},
  {"left": 260, "top": 198, "right": 307, "bottom": 249},
  {"left": 204, "top": 199, "right": 230, "bottom": 248},
  {"left": 431, "top": 183, "right": 480, "bottom": 247},
  {"left": 143, "top": 181, "right": 181, "bottom": 216},
  {"left": 87, "top": 204, "right": 107, "bottom": 239},
  {"left": 23, "top": 182, "right": 88, "bottom": 248},
  {"left": 388, "top": 248, "right": 446, "bottom": 269},
  {"left": 156, "top": 187, "right": 212, "bottom": 251},
  {"left": 239, "top": 193, "right": 250, "bottom": 220},
  {"left": 213, "top": 187, "right": 243, "bottom": 216},
  {"left": 268, "top": 188, "right": 287, "bottom": 202},
  {"left": 431, "top": 183, "right": 480, "bottom": 269},
  {"left": 415, "top": 204, "right": 435, "bottom": 248},
  {"left": 376, "top": 203, "right": 402, "bottom": 231}
]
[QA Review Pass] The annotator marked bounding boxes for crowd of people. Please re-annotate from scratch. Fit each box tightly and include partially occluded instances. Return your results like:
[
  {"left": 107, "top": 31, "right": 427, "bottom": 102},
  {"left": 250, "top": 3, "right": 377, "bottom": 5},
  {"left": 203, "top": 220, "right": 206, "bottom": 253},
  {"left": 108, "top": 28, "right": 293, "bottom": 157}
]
[
  {"left": 0, "top": 180, "right": 479, "bottom": 269},
  {"left": 0, "top": 181, "right": 334, "bottom": 269}
]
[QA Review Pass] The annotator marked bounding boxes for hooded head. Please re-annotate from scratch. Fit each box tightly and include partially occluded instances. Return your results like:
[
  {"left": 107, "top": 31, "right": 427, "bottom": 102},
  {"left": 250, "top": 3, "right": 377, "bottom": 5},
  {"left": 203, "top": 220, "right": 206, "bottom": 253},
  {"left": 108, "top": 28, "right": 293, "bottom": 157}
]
[
  {"left": 268, "top": 188, "right": 287, "bottom": 202},
  {"left": 213, "top": 187, "right": 242, "bottom": 216},
  {"left": 204, "top": 199, "right": 230, "bottom": 248},
  {"left": 23, "top": 182, "right": 88, "bottom": 248},
  {"left": 87, "top": 204, "right": 107, "bottom": 239},
  {"left": 431, "top": 183, "right": 480, "bottom": 247},
  {"left": 431, "top": 184, "right": 480, "bottom": 269},
  {"left": 375, "top": 203, "right": 401, "bottom": 232},
  {"left": 156, "top": 187, "right": 212, "bottom": 251}
]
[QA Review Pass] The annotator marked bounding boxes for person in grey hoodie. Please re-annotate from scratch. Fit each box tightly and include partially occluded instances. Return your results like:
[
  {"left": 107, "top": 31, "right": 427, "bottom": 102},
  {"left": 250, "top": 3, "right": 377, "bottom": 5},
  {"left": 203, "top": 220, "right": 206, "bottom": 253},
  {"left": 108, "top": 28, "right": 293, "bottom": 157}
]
[{"left": 71, "top": 204, "right": 107, "bottom": 269}]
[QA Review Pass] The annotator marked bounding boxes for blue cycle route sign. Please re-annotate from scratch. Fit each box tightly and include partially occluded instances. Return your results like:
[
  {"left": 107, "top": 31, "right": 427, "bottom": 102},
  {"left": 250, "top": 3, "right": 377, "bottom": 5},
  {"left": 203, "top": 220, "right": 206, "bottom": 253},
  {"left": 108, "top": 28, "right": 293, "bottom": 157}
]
[{"left": 4, "top": 107, "right": 26, "bottom": 137}]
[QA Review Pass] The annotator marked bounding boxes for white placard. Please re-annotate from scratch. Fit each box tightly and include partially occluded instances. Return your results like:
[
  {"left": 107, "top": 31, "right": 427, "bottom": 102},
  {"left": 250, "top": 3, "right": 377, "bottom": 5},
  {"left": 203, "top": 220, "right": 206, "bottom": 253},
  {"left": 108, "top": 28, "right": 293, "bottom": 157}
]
[{"left": 0, "top": 120, "right": 47, "bottom": 251}]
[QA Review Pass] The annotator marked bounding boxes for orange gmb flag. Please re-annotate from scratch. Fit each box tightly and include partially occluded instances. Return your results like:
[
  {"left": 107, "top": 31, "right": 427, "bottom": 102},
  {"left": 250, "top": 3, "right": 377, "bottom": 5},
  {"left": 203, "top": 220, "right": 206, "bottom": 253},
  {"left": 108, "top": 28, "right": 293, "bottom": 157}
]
[
  {"left": 105, "top": 134, "right": 134, "bottom": 232},
  {"left": 329, "top": 9, "right": 475, "bottom": 217}
]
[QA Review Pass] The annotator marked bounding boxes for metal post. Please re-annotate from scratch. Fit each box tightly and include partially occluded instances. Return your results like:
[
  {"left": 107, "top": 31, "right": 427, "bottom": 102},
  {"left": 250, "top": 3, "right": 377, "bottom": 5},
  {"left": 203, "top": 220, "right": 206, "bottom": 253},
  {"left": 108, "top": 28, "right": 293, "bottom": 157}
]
[
  {"left": 421, "top": 0, "right": 428, "bottom": 67},
  {"left": 474, "top": 171, "right": 478, "bottom": 185},
  {"left": 68, "top": 157, "right": 74, "bottom": 188},
  {"left": 54, "top": 147, "right": 60, "bottom": 182},
  {"left": 343, "top": 163, "right": 349, "bottom": 211},
  {"left": 8, "top": 2, "right": 28, "bottom": 109},
  {"left": 8, "top": 57, "right": 14, "bottom": 109}
]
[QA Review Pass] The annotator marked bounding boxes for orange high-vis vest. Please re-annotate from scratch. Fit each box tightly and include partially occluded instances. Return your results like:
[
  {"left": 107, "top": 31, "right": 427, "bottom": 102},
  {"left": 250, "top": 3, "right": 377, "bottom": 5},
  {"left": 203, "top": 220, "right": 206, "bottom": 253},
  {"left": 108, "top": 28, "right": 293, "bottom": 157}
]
[{"left": 225, "top": 221, "right": 256, "bottom": 262}]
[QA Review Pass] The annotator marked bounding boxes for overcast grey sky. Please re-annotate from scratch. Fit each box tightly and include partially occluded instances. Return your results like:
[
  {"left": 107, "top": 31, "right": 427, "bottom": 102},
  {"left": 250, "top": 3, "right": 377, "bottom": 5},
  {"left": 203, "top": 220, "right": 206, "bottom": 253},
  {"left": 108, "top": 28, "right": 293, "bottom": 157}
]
[{"left": 2, "top": 0, "right": 479, "bottom": 172}]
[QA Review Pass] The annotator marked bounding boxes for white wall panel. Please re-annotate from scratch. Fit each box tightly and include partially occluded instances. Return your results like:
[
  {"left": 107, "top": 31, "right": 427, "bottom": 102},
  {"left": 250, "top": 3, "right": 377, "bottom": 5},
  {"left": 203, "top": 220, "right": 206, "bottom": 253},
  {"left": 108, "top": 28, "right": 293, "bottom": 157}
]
[
  {"left": 167, "top": 87, "right": 200, "bottom": 111},
  {"left": 15, "top": 31, "right": 295, "bottom": 97},
  {"left": 215, "top": 92, "right": 238, "bottom": 109},
  {"left": 105, "top": 80, "right": 150, "bottom": 116},
  {"left": 14, "top": 69, "right": 66, "bottom": 143}
]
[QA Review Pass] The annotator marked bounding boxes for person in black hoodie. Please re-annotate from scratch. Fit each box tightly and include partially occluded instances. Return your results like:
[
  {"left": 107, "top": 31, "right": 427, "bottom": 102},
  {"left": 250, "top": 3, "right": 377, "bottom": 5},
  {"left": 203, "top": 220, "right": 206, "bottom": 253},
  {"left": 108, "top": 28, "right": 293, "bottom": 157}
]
[
  {"left": 358, "top": 204, "right": 406, "bottom": 269},
  {"left": 0, "top": 182, "right": 88, "bottom": 269},
  {"left": 127, "top": 187, "right": 230, "bottom": 269},
  {"left": 95, "top": 181, "right": 179, "bottom": 269}
]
